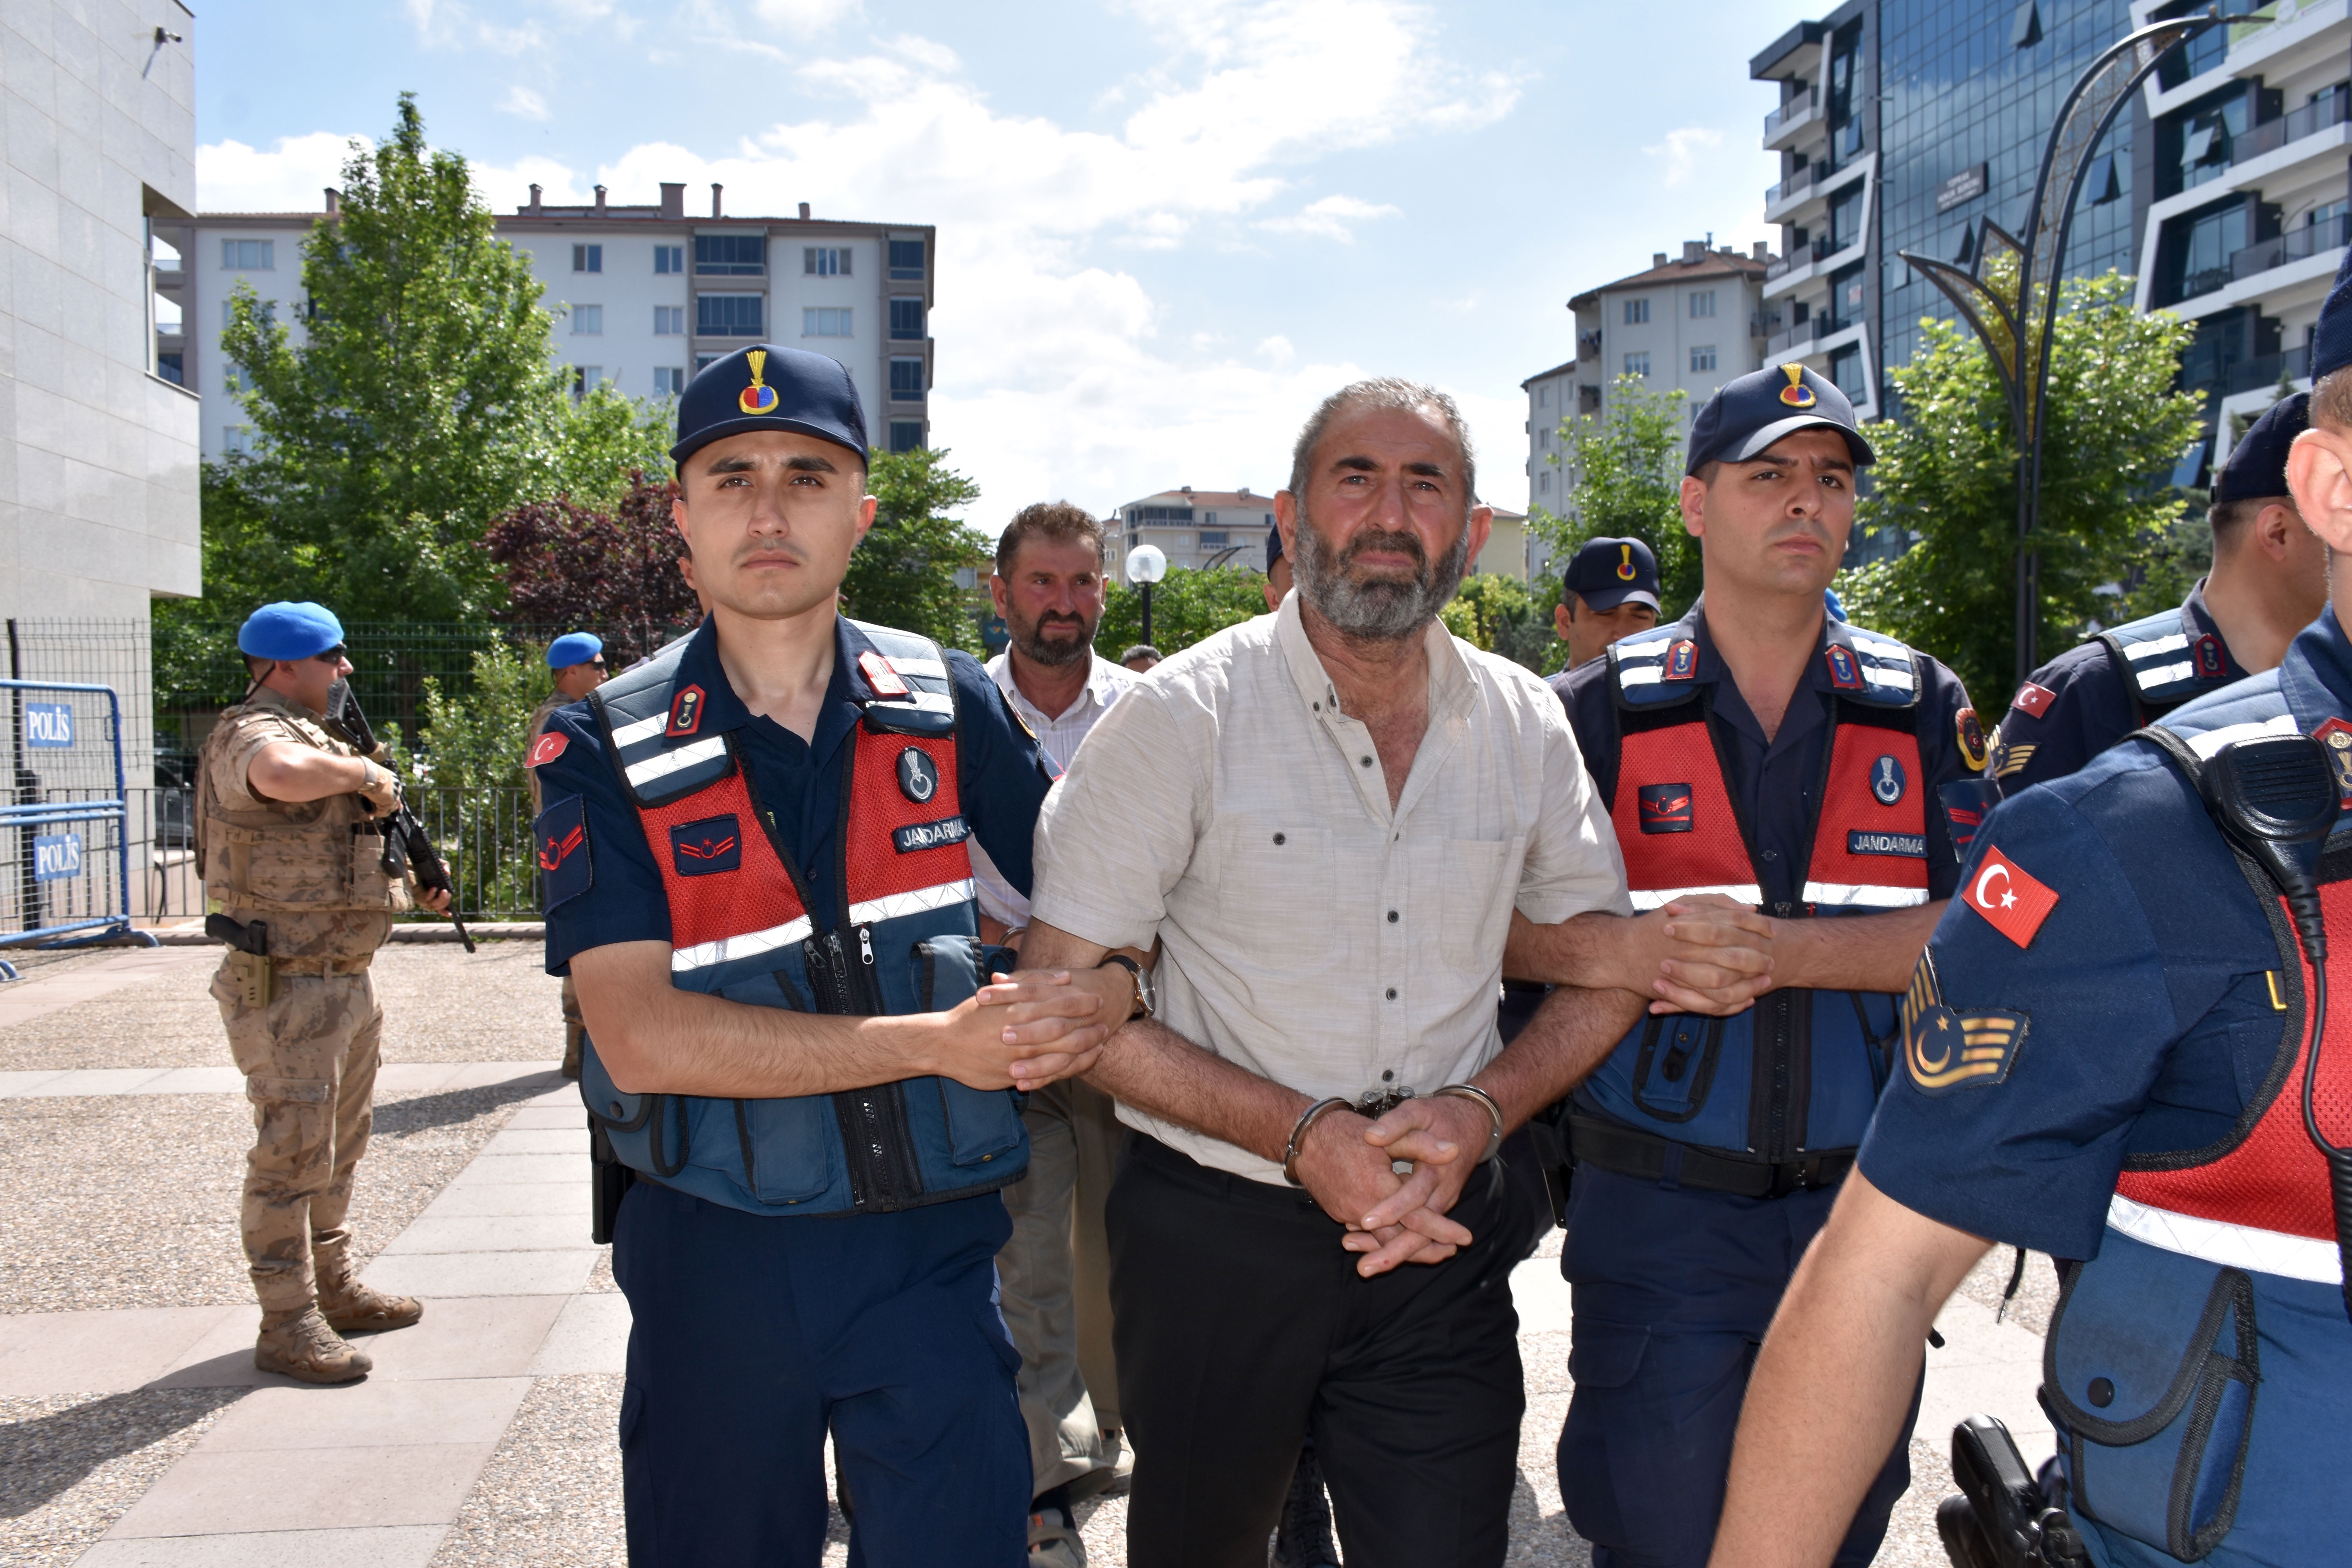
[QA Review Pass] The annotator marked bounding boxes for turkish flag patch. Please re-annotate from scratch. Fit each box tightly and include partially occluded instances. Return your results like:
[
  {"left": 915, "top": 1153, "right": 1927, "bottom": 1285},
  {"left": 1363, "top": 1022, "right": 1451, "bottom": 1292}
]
[
  {"left": 527, "top": 730, "right": 568, "bottom": 768},
  {"left": 2010, "top": 681, "right": 2056, "bottom": 719},
  {"left": 1964, "top": 843, "right": 2058, "bottom": 949}
]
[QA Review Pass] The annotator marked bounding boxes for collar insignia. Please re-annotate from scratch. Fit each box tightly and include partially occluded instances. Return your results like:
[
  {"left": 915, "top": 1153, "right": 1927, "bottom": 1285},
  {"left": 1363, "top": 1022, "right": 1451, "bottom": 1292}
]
[
  {"left": 666, "top": 684, "right": 706, "bottom": 738},
  {"left": 1663, "top": 639, "right": 1698, "bottom": 681},
  {"left": 1826, "top": 643, "right": 1864, "bottom": 691},
  {"left": 739, "top": 348, "right": 779, "bottom": 416},
  {"left": 1779, "top": 363, "right": 1815, "bottom": 408},
  {"left": 2193, "top": 633, "right": 2226, "bottom": 679}
]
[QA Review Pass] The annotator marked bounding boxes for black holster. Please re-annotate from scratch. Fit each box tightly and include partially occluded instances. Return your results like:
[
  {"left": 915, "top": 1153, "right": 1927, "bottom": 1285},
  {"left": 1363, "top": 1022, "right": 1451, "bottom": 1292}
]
[{"left": 590, "top": 1116, "right": 636, "bottom": 1247}]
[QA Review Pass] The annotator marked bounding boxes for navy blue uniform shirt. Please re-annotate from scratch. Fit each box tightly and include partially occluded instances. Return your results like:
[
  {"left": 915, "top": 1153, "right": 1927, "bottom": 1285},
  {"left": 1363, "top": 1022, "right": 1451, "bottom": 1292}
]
[
  {"left": 1991, "top": 582, "right": 2243, "bottom": 791},
  {"left": 1551, "top": 610, "right": 1976, "bottom": 909},
  {"left": 536, "top": 617, "right": 1056, "bottom": 975},
  {"left": 1859, "top": 607, "right": 2352, "bottom": 1261}
]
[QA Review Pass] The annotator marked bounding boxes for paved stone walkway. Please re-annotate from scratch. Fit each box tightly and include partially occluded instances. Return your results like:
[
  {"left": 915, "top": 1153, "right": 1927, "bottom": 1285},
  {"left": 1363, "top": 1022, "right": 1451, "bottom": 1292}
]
[{"left": 0, "top": 945, "right": 2053, "bottom": 1566}]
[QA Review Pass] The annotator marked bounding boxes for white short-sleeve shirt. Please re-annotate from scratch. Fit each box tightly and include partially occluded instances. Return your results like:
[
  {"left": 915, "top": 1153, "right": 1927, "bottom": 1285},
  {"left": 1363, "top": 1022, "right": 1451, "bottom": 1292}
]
[{"left": 1031, "top": 593, "right": 1631, "bottom": 1184}]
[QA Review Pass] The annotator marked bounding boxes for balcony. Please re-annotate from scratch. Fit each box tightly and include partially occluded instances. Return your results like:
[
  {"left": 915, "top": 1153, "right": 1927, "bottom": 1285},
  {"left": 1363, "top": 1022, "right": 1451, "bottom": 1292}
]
[
  {"left": 1577, "top": 330, "right": 1602, "bottom": 359},
  {"left": 2212, "top": 343, "right": 2313, "bottom": 397},
  {"left": 1765, "top": 318, "right": 1824, "bottom": 357},
  {"left": 2231, "top": 83, "right": 2350, "bottom": 168},
  {"left": 1764, "top": 232, "right": 1861, "bottom": 288},
  {"left": 1765, "top": 163, "right": 1817, "bottom": 209},
  {"left": 1763, "top": 87, "right": 1821, "bottom": 148},
  {"left": 2221, "top": 211, "right": 2352, "bottom": 290}
]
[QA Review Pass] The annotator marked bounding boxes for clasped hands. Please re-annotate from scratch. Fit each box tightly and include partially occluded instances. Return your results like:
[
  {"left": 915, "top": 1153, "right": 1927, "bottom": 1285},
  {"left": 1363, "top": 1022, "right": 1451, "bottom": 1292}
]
[
  {"left": 1606, "top": 894, "right": 1779, "bottom": 1016},
  {"left": 932, "top": 964, "right": 1126, "bottom": 1093}
]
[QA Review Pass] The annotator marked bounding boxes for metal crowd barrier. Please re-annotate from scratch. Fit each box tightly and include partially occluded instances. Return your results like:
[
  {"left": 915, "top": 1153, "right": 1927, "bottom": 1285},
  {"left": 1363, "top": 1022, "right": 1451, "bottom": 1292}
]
[{"left": 0, "top": 680, "right": 158, "bottom": 978}]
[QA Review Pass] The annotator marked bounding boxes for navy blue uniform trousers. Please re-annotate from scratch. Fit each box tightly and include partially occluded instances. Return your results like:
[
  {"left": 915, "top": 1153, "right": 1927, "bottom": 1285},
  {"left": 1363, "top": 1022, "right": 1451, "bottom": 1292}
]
[
  {"left": 1556, "top": 1166, "right": 1920, "bottom": 1568},
  {"left": 612, "top": 1177, "right": 1029, "bottom": 1567}
]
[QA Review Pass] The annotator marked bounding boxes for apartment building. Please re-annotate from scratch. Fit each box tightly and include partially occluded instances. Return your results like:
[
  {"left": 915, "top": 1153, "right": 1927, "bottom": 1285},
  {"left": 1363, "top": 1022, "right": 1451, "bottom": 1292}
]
[
  {"left": 163, "top": 182, "right": 938, "bottom": 463},
  {"left": 1103, "top": 487, "right": 1278, "bottom": 579},
  {"left": 2130, "top": 0, "right": 2350, "bottom": 456}
]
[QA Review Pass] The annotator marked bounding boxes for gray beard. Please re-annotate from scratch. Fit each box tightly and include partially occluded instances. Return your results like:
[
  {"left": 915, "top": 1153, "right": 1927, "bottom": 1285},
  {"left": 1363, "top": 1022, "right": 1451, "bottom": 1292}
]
[
  {"left": 1290, "top": 506, "right": 1471, "bottom": 642},
  {"left": 1011, "top": 616, "right": 1095, "bottom": 668}
]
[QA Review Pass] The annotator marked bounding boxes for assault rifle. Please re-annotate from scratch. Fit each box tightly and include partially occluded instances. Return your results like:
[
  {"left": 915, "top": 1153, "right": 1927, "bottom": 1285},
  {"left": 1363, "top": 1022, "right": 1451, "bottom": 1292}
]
[{"left": 322, "top": 681, "right": 475, "bottom": 953}]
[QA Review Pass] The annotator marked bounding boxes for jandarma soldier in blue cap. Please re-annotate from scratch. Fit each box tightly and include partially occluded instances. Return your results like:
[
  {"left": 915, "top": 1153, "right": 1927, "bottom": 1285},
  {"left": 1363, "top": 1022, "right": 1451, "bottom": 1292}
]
[
  {"left": 531, "top": 345, "right": 1109, "bottom": 1565},
  {"left": 523, "top": 631, "right": 611, "bottom": 1079},
  {"left": 1988, "top": 391, "right": 2327, "bottom": 790},
  {"left": 195, "top": 602, "right": 453, "bottom": 1384},
  {"left": 1708, "top": 250, "right": 2352, "bottom": 1568}
]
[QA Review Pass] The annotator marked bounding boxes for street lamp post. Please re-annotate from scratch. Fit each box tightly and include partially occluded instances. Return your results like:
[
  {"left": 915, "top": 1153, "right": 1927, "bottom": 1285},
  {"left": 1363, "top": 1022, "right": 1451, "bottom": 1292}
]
[
  {"left": 1896, "top": 10, "right": 2248, "bottom": 689},
  {"left": 1126, "top": 544, "right": 1167, "bottom": 648}
]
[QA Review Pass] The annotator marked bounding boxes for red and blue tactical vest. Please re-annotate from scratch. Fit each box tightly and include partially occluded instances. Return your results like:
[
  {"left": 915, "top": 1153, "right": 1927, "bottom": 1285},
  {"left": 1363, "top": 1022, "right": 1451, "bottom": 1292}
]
[
  {"left": 1573, "top": 620, "right": 1929, "bottom": 1167},
  {"left": 575, "top": 621, "right": 1027, "bottom": 1216}
]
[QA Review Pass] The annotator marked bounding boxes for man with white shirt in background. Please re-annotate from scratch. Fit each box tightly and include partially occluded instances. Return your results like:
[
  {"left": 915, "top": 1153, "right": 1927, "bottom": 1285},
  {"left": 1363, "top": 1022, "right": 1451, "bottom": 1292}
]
[{"left": 975, "top": 501, "right": 1141, "bottom": 1568}]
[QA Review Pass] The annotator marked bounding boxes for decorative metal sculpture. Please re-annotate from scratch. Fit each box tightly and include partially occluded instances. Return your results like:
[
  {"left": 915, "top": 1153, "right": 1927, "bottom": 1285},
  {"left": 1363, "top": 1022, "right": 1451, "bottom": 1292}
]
[{"left": 1898, "top": 11, "right": 2248, "bottom": 686}]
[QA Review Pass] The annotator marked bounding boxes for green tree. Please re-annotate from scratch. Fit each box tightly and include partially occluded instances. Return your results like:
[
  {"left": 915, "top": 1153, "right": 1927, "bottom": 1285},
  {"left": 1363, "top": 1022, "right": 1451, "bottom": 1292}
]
[
  {"left": 217, "top": 93, "right": 573, "bottom": 623},
  {"left": 412, "top": 641, "right": 553, "bottom": 917},
  {"left": 1443, "top": 573, "right": 1555, "bottom": 673},
  {"left": 841, "top": 447, "right": 991, "bottom": 653},
  {"left": 1095, "top": 566, "right": 1269, "bottom": 657},
  {"left": 1534, "top": 377, "right": 1699, "bottom": 617},
  {"left": 1834, "top": 271, "right": 2204, "bottom": 706}
]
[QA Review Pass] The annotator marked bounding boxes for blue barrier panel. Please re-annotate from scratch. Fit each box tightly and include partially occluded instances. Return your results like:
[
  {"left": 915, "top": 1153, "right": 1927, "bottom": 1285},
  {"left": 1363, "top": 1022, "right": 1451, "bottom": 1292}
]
[{"left": 1, "top": 679, "right": 157, "bottom": 980}]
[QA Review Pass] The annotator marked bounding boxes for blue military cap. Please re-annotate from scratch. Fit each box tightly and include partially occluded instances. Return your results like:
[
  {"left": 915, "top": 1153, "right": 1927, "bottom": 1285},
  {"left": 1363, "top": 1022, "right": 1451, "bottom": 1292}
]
[
  {"left": 671, "top": 344, "right": 868, "bottom": 470},
  {"left": 2215, "top": 392, "right": 2310, "bottom": 503},
  {"left": 1564, "top": 536, "right": 1660, "bottom": 613},
  {"left": 1686, "top": 362, "right": 1875, "bottom": 476},
  {"left": 546, "top": 631, "right": 604, "bottom": 669},
  {"left": 1266, "top": 526, "right": 1285, "bottom": 571},
  {"left": 2312, "top": 248, "right": 2352, "bottom": 383},
  {"left": 236, "top": 601, "right": 345, "bottom": 661}
]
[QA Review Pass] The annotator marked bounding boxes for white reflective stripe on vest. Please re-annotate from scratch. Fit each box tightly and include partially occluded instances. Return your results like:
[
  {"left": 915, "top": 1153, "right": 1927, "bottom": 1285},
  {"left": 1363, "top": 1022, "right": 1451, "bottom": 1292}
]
[
  {"left": 848, "top": 878, "right": 976, "bottom": 927},
  {"left": 671, "top": 914, "right": 815, "bottom": 973},
  {"left": 2135, "top": 661, "right": 2195, "bottom": 690},
  {"left": 2185, "top": 713, "right": 2299, "bottom": 759},
  {"left": 1801, "top": 881, "right": 1930, "bottom": 908},
  {"left": 2106, "top": 1192, "right": 2343, "bottom": 1285},
  {"left": 1619, "top": 666, "right": 1668, "bottom": 689},
  {"left": 1849, "top": 659, "right": 1915, "bottom": 691},
  {"left": 1617, "top": 634, "right": 1678, "bottom": 659},
  {"left": 887, "top": 657, "right": 947, "bottom": 679},
  {"left": 609, "top": 712, "right": 667, "bottom": 748},
  {"left": 2123, "top": 632, "right": 2190, "bottom": 662},
  {"left": 1630, "top": 883, "right": 1764, "bottom": 911},
  {"left": 624, "top": 735, "right": 728, "bottom": 789}
]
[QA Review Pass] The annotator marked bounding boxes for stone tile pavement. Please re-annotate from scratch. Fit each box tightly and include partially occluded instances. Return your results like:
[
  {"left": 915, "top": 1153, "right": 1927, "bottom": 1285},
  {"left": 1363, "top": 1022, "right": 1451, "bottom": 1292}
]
[{"left": 0, "top": 944, "right": 2054, "bottom": 1565}]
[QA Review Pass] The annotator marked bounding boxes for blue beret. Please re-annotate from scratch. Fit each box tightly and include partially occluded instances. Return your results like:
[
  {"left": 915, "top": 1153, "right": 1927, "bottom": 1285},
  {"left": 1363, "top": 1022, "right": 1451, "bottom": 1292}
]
[
  {"left": 2216, "top": 392, "right": 2309, "bottom": 503},
  {"left": 1266, "top": 526, "right": 1285, "bottom": 571},
  {"left": 1688, "top": 363, "right": 1875, "bottom": 475},
  {"left": 2313, "top": 249, "right": 2352, "bottom": 383},
  {"left": 546, "top": 632, "right": 604, "bottom": 669},
  {"left": 236, "top": 601, "right": 345, "bottom": 661},
  {"left": 671, "top": 344, "right": 868, "bottom": 470},
  {"left": 1565, "top": 536, "right": 1660, "bottom": 612}
]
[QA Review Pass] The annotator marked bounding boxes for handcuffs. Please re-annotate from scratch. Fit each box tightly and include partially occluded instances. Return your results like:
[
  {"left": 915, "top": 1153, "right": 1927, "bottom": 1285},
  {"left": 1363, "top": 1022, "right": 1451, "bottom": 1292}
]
[{"left": 1281, "top": 1082, "right": 1506, "bottom": 1185}]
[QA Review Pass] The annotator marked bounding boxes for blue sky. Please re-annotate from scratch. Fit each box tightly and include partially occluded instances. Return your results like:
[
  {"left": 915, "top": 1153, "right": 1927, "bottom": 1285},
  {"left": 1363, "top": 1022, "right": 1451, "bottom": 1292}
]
[{"left": 196, "top": 0, "right": 1825, "bottom": 531}]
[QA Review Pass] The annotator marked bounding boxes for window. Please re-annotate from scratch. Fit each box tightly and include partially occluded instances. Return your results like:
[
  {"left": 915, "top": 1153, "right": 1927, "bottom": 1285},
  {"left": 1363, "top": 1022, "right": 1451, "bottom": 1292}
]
[
  {"left": 889, "top": 239, "right": 926, "bottom": 279},
  {"left": 2160, "top": 91, "right": 2250, "bottom": 198},
  {"left": 655, "top": 245, "right": 684, "bottom": 274},
  {"left": 653, "top": 367, "right": 685, "bottom": 396},
  {"left": 2083, "top": 153, "right": 2122, "bottom": 206},
  {"left": 1826, "top": 18, "right": 1864, "bottom": 161},
  {"left": 1538, "top": 385, "right": 1548, "bottom": 407},
  {"left": 889, "top": 357, "right": 926, "bottom": 402},
  {"left": 572, "top": 304, "right": 604, "bottom": 335},
  {"left": 804, "top": 247, "right": 853, "bottom": 276},
  {"left": 1690, "top": 345, "right": 1717, "bottom": 372},
  {"left": 572, "top": 243, "right": 603, "bottom": 273},
  {"left": 221, "top": 239, "right": 274, "bottom": 270},
  {"left": 1830, "top": 261, "right": 1866, "bottom": 329},
  {"left": 889, "top": 297, "right": 926, "bottom": 340},
  {"left": 2159, "top": 198, "right": 2249, "bottom": 304},
  {"left": 1199, "top": 530, "right": 1230, "bottom": 547},
  {"left": 1623, "top": 298, "right": 1650, "bottom": 325},
  {"left": 1623, "top": 351, "right": 1650, "bottom": 377},
  {"left": 223, "top": 425, "right": 253, "bottom": 455},
  {"left": 695, "top": 352, "right": 722, "bottom": 373},
  {"left": 803, "top": 307, "right": 853, "bottom": 337},
  {"left": 1689, "top": 290, "right": 1716, "bottom": 319},
  {"left": 653, "top": 305, "right": 685, "bottom": 336},
  {"left": 156, "top": 352, "right": 183, "bottom": 385},
  {"left": 572, "top": 366, "right": 605, "bottom": 397},
  {"left": 697, "top": 293, "right": 765, "bottom": 336},
  {"left": 1828, "top": 343, "right": 1866, "bottom": 399},
  {"left": 888, "top": 420, "right": 926, "bottom": 453},
  {"left": 696, "top": 234, "right": 766, "bottom": 275},
  {"left": 1538, "top": 470, "right": 1551, "bottom": 494},
  {"left": 1828, "top": 185, "right": 1865, "bottom": 254}
]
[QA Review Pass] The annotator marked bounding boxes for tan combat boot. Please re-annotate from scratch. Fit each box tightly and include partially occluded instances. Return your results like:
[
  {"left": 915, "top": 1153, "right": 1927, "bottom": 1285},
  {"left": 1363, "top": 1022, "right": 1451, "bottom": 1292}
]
[
  {"left": 313, "top": 1238, "right": 424, "bottom": 1333},
  {"left": 563, "top": 1020, "right": 584, "bottom": 1080},
  {"left": 256, "top": 1306, "right": 373, "bottom": 1384}
]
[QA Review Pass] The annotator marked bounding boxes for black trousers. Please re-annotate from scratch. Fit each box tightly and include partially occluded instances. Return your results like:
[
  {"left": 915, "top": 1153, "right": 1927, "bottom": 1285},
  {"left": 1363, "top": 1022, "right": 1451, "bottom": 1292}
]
[{"left": 1106, "top": 1134, "right": 1533, "bottom": 1568}]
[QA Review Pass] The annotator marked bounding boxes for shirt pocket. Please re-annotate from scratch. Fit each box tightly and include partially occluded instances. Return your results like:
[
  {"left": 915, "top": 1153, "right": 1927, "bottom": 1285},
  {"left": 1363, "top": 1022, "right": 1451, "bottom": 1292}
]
[
  {"left": 1436, "top": 835, "right": 1523, "bottom": 974},
  {"left": 1204, "top": 819, "right": 1337, "bottom": 954}
]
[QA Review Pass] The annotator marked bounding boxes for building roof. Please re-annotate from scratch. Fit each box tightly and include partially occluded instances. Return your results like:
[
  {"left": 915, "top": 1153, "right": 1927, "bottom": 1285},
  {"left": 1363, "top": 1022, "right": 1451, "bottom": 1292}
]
[
  {"left": 1568, "top": 250, "right": 1769, "bottom": 312},
  {"left": 1520, "top": 358, "right": 1577, "bottom": 388},
  {"left": 1751, "top": 19, "right": 1826, "bottom": 80},
  {"left": 1118, "top": 488, "right": 1272, "bottom": 512},
  {"left": 1484, "top": 504, "right": 1529, "bottom": 523}
]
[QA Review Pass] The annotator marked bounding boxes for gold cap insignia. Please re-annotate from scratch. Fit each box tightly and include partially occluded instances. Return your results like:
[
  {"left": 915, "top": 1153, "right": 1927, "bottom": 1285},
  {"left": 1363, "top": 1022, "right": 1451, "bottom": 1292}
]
[
  {"left": 739, "top": 348, "right": 779, "bottom": 416},
  {"left": 1778, "top": 363, "right": 1816, "bottom": 408}
]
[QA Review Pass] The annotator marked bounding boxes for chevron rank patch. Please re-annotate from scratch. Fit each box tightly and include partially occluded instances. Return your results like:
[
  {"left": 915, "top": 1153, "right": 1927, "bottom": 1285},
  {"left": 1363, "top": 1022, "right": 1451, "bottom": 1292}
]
[
  {"left": 669, "top": 815, "right": 742, "bottom": 877},
  {"left": 534, "top": 794, "right": 592, "bottom": 911},
  {"left": 1902, "top": 950, "right": 2028, "bottom": 1093}
]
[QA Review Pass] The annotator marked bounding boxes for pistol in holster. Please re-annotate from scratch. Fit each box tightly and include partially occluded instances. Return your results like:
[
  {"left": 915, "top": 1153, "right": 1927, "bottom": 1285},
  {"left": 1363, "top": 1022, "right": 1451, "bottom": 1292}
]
[
  {"left": 207, "top": 913, "right": 273, "bottom": 1008},
  {"left": 1937, "top": 1412, "right": 2090, "bottom": 1568},
  {"left": 589, "top": 1111, "right": 636, "bottom": 1247}
]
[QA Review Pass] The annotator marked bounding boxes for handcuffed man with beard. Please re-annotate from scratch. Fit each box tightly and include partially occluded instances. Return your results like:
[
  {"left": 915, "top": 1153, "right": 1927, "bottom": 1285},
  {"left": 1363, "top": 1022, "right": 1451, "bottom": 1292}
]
[
  {"left": 1006, "top": 379, "right": 1775, "bottom": 1568},
  {"left": 973, "top": 501, "right": 1140, "bottom": 1565}
]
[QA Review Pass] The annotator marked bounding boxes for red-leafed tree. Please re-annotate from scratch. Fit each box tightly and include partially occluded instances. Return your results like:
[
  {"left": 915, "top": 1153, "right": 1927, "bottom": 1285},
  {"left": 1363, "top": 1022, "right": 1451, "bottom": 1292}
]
[{"left": 480, "top": 470, "right": 702, "bottom": 664}]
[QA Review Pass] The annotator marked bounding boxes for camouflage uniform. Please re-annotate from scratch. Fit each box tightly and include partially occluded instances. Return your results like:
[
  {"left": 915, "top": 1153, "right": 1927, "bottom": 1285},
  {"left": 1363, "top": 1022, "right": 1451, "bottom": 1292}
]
[
  {"left": 525, "top": 692, "right": 585, "bottom": 1076},
  {"left": 197, "top": 688, "right": 416, "bottom": 1342}
]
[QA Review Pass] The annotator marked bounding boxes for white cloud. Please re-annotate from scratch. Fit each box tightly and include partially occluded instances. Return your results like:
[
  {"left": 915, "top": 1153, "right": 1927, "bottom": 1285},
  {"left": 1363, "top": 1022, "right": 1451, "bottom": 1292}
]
[
  {"left": 198, "top": 132, "right": 365, "bottom": 212},
  {"left": 499, "top": 85, "right": 551, "bottom": 121},
  {"left": 199, "top": 0, "right": 1523, "bottom": 531},
  {"left": 1259, "top": 194, "right": 1401, "bottom": 242},
  {"left": 1643, "top": 125, "right": 1724, "bottom": 189}
]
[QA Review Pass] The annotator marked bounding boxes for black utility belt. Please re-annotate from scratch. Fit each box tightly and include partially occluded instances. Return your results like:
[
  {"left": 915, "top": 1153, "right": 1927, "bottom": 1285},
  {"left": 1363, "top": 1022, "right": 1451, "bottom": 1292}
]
[{"left": 1565, "top": 1115, "right": 1854, "bottom": 1199}]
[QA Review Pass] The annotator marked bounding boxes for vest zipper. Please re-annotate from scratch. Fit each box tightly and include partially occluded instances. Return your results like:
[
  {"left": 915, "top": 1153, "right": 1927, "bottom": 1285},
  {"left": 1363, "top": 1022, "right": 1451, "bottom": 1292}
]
[
  {"left": 853, "top": 919, "right": 925, "bottom": 1201},
  {"left": 805, "top": 929, "right": 896, "bottom": 1211}
]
